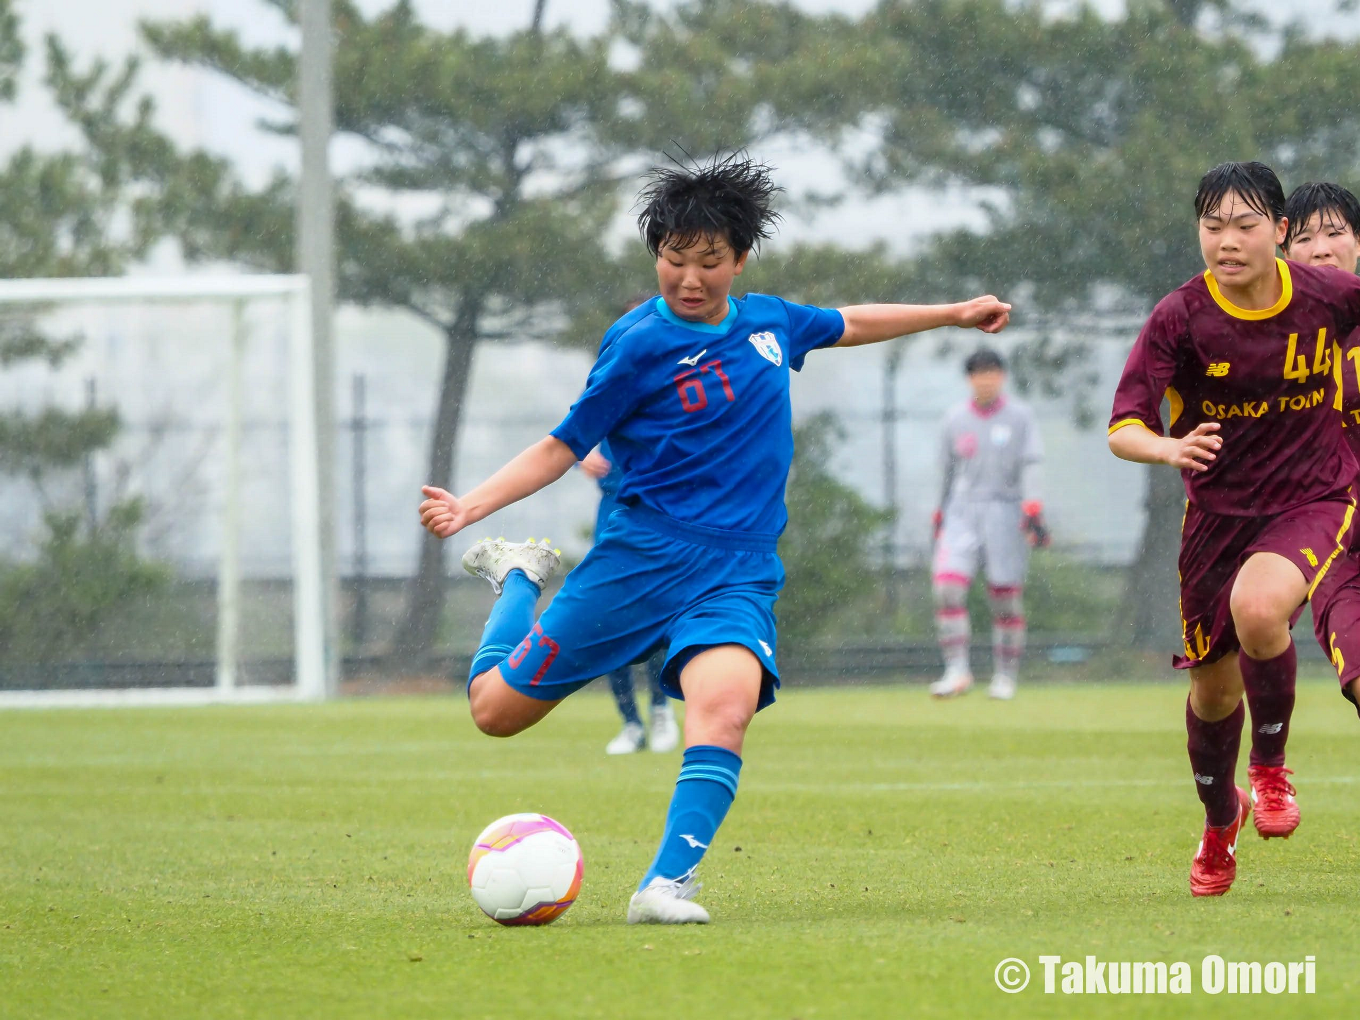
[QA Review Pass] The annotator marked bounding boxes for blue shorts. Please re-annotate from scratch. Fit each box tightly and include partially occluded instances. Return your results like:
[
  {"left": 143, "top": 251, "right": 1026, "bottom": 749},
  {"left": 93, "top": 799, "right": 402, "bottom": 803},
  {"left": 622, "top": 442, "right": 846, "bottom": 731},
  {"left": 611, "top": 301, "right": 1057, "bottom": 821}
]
[
  {"left": 594, "top": 488, "right": 622, "bottom": 542},
  {"left": 497, "top": 504, "right": 784, "bottom": 709}
]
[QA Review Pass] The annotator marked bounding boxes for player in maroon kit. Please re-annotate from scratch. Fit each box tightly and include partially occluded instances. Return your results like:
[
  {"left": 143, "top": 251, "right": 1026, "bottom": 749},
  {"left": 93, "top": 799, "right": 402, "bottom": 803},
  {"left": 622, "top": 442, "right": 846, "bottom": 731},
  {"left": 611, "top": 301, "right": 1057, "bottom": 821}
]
[
  {"left": 1282, "top": 184, "right": 1360, "bottom": 718},
  {"left": 1109, "top": 162, "right": 1360, "bottom": 897}
]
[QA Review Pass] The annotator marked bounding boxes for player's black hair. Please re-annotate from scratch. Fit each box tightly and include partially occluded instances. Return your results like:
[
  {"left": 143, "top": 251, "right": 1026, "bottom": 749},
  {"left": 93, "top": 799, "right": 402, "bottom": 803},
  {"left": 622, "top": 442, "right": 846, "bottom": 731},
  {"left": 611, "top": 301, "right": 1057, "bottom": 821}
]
[
  {"left": 1194, "top": 161, "right": 1286, "bottom": 222},
  {"left": 636, "top": 151, "right": 783, "bottom": 258},
  {"left": 964, "top": 348, "right": 1005, "bottom": 375},
  {"left": 1283, "top": 182, "right": 1360, "bottom": 249}
]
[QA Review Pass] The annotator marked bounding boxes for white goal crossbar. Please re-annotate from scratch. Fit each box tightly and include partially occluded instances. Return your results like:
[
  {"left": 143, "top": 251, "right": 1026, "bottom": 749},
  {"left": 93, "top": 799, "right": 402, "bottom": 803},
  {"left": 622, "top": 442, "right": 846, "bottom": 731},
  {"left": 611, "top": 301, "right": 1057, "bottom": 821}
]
[{"left": 0, "top": 275, "right": 326, "bottom": 708}]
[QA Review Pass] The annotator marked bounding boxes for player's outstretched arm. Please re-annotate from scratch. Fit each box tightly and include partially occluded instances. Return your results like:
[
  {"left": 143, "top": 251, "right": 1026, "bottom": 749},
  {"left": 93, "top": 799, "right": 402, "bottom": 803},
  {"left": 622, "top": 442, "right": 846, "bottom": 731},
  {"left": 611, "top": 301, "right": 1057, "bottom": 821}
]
[
  {"left": 1108, "top": 421, "right": 1220, "bottom": 472},
  {"left": 419, "top": 436, "right": 578, "bottom": 539},
  {"left": 834, "top": 296, "right": 1011, "bottom": 348}
]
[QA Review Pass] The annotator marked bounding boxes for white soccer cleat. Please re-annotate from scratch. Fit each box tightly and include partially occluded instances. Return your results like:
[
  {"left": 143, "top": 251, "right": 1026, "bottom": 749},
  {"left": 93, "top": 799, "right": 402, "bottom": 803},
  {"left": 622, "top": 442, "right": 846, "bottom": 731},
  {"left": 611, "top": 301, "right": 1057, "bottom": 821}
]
[
  {"left": 988, "top": 674, "right": 1017, "bottom": 700},
  {"left": 605, "top": 721, "right": 647, "bottom": 755},
  {"left": 461, "top": 537, "right": 561, "bottom": 595},
  {"left": 627, "top": 875, "right": 710, "bottom": 925},
  {"left": 649, "top": 703, "right": 680, "bottom": 753},
  {"left": 929, "top": 667, "right": 974, "bottom": 699}
]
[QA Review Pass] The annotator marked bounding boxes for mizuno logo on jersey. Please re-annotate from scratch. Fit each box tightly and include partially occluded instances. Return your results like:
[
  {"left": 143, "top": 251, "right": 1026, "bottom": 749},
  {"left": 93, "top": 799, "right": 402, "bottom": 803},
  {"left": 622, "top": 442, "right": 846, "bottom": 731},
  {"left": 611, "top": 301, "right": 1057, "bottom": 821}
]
[
  {"left": 679, "top": 834, "right": 709, "bottom": 849},
  {"left": 1206, "top": 362, "right": 1230, "bottom": 377},
  {"left": 677, "top": 348, "right": 708, "bottom": 367},
  {"left": 748, "top": 331, "right": 782, "bottom": 366},
  {"left": 758, "top": 639, "right": 773, "bottom": 657}
]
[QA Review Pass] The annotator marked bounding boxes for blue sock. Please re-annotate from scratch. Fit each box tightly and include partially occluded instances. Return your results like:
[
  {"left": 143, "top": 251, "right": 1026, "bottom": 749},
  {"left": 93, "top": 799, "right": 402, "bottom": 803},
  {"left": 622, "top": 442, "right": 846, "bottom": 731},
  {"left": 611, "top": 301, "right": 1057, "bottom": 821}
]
[
  {"left": 468, "top": 570, "right": 540, "bottom": 686},
  {"left": 640, "top": 745, "right": 742, "bottom": 889},
  {"left": 608, "top": 666, "right": 642, "bottom": 726}
]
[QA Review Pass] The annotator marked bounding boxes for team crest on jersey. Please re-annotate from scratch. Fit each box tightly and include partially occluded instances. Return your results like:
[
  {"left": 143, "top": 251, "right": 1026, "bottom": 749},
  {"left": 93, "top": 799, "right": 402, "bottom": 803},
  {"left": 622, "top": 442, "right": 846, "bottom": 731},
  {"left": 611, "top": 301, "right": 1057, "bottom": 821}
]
[{"left": 748, "top": 331, "right": 782, "bottom": 366}]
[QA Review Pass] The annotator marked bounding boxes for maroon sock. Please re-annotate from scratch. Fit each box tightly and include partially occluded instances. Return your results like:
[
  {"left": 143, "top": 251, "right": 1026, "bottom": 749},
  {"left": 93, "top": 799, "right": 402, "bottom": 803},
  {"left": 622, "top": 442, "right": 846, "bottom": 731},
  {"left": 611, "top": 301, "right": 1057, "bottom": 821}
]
[
  {"left": 1240, "top": 642, "right": 1296, "bottom": 769},
  {"left": 1186, "top": 697, "right": 1245, "bottom": 828}
]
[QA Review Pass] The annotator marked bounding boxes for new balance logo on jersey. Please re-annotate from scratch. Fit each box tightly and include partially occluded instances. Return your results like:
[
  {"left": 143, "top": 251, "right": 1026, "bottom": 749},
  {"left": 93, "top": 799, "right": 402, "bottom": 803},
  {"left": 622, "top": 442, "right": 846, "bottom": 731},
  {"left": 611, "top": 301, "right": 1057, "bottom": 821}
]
[
  {"left": 1206, "top": 362, "right": 1231, "bottom": 377},
  {"left": 758, "top": 639, "right": 773, "bottom": 657},
  {"left": 748, "top": 331, "right": 782, "bottom": 366},
  {"left": 1194, "top": 773, "right": 1214, "bottom": 785},
  {"left": 1301, "top": 547, "right": 1318, "bottom": 568},
  {"left": 1258, "top": 722, "right": 1284, "bottom": 734},
  {"left": 677, "top": 348, "right": 708, "bottom": 367},
  {"left": 679, "top": 834, "right": 709, "bottom": 849}
]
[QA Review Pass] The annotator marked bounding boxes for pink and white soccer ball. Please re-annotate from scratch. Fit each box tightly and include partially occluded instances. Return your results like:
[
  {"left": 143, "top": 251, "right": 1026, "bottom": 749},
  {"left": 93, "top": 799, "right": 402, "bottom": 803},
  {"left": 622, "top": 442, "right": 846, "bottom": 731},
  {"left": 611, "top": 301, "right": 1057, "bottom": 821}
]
[{"left": 467, "top": 813, "right": 584, "bottom": 925}]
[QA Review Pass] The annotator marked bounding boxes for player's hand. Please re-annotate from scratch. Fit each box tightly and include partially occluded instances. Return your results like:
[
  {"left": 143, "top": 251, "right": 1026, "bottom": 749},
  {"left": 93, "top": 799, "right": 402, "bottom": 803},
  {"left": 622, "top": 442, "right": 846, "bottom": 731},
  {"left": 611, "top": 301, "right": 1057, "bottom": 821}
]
[
  {"left": 418, "top": 485, "right": 468, "bottom": 539},
  {"left": 579, "top": 450, "right": 611, "bottom": 480},
  {"left": 957, "top": 295, "right": 1011, "bottom": 334},
  {"left": 932, "top": 508, "right": 944, "bottom": 544},
  {"left": 1022, "top": 500, "right": 1051, "bottom": 549},
  {"left": 1163, "top": 423, "right": 1221, "bottom": 473}
]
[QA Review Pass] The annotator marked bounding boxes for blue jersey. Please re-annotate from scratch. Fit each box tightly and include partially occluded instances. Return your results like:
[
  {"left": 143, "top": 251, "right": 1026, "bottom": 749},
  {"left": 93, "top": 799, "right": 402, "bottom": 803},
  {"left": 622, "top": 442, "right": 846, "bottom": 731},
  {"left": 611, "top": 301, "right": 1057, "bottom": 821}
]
[
  {"left": 596, "top": 438, "right": 623, "bottom": 497},
  {"left": 552, "top": 294, "right": 844, "bottom": 537}
]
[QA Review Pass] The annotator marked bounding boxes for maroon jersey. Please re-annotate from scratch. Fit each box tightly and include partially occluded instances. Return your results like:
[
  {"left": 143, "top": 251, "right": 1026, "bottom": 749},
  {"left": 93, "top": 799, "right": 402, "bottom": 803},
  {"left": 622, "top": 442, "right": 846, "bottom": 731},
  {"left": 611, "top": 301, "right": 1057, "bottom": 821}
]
[
  {"left": 1342, "top": 325, "right": 1360, "bottom": 465},
  {"left": 1109, "top": 258, "right": 1360, "bottom": 516}
]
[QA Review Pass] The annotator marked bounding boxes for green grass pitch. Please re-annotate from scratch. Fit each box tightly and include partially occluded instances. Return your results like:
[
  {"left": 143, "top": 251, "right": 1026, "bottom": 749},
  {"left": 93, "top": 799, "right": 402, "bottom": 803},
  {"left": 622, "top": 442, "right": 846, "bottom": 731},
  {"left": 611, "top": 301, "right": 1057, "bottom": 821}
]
[{"left": 2, "top": 681, "right": 1359, "bottom": 1019}]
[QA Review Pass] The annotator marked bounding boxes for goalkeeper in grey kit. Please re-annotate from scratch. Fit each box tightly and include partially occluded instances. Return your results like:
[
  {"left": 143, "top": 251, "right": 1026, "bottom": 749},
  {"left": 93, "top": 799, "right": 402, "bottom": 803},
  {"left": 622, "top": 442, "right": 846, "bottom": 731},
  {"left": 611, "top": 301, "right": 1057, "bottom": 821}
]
[{"left": 929, "top": 348, "right": 1048, "bottom": 700}]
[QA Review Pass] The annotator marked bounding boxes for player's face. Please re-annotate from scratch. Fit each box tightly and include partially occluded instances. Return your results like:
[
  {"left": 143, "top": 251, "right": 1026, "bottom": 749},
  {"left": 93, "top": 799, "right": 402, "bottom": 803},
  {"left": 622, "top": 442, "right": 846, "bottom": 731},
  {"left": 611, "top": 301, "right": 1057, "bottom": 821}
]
[
  {"left": 1284, "top": 211, "right": 1360, "bottom": 274},
  {"left": 968, "top": 368, "right": 1005, "bottom": 406},
  {"left": 1198, "top": 191, "right": 1288, "bottom": 293},
  {"left": 656, "top": 234, "right": 749, "bottom": 325}
]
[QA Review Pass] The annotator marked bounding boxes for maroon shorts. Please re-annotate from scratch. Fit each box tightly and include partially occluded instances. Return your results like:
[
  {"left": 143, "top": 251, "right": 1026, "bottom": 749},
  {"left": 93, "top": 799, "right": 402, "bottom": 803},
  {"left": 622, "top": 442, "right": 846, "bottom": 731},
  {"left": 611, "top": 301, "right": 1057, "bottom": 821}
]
[
  {"left": 1174, "top": 492, "right": 1355, "bottom": 670},
  {"left": 1308, "top": 549, "right": 1360, "bottom": 711}
]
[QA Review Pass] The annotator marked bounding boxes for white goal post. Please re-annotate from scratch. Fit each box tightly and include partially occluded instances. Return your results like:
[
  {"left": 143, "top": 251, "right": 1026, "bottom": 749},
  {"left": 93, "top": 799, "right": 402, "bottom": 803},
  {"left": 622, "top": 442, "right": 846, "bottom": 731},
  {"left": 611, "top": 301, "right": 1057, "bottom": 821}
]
[{"left": 0, "top": 275, "right": 326, "bottom": 707}]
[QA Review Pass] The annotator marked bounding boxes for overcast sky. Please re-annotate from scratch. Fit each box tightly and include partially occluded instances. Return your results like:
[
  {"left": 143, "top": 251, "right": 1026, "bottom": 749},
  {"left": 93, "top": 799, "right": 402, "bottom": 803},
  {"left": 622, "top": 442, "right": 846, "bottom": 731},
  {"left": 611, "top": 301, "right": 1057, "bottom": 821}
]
[
  {"left": 4, "top": 0, "right": 1002, "bottom": 258},
  {"left": 4, "top": 0, "right": 1346, "bottom": 564},
  {"left": 6, "top": 0, "right": 1357, "bottom": 260}
]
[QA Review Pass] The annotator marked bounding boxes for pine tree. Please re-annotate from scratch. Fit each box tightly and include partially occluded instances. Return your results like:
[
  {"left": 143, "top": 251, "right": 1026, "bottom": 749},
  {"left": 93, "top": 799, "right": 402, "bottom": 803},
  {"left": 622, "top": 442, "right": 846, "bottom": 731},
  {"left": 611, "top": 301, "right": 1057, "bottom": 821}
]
[
  {"left": 128, "top": 0, "right": 908, "bottom": 662},
  {"left": 0, "top": 2, "right": 167, "bottom": 665},
  {"left": 845, "top": 0, "right": 1360, "bottom": 647}
]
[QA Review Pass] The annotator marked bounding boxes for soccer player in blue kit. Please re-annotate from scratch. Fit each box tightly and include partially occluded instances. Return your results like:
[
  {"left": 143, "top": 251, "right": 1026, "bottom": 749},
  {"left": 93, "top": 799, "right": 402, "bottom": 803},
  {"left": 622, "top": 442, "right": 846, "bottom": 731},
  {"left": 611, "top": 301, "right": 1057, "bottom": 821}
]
[{"left": 418, "top": 155, "right": 1011, "bottom": 924}]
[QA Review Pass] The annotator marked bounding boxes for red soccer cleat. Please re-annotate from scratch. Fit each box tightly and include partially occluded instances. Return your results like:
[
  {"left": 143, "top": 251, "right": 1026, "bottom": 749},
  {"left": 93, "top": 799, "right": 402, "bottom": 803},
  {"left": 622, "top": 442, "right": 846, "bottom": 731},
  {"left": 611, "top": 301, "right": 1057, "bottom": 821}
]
[
  {"left": 1190, "top": 786, "right": 1251, "bottom": 897},
  {"left": 1248, "top": 765, "right": 1300, "bottom": 839}
]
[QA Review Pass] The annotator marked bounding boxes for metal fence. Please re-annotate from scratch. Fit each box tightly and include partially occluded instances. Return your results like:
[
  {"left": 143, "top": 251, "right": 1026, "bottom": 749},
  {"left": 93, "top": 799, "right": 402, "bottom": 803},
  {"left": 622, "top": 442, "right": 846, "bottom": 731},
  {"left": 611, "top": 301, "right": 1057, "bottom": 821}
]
[{"left": 0, "top": 326, "right": 1173, "bottom": 687}]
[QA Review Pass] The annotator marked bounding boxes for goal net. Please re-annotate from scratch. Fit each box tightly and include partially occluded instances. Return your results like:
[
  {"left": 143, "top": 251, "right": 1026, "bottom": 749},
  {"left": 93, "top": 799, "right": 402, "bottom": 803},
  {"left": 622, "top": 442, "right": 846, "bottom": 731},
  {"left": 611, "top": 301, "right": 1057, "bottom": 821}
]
[{"left": 0, "top": 276, "right": 325, "bottom": 707}]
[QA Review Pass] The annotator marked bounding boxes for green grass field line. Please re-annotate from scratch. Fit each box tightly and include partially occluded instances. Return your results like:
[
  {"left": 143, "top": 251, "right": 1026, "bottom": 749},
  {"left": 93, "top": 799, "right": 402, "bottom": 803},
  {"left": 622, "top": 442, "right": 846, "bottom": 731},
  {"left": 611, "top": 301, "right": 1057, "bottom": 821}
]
[{"left": 2, "top": 682, "right": 1358, "bottom": 1019}]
